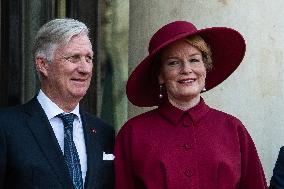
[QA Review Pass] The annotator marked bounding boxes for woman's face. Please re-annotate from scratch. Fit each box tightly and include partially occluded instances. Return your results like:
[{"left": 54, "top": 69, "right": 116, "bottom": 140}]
[{"left": 159, "top": 39, "right": 206, "bottom": 104}]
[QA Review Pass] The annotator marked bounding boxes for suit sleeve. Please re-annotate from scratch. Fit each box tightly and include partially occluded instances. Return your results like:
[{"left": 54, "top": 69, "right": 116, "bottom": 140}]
[
  {"left": 237, "top": 123, "right": 268, "bottom": 189},
  {"left": 269, "top": 146, "right": 284, "bottom": 189},
  {"left": 114, "top": 123, "right": 136, "bottom": 189},
  {"left": 0, "top": 124, "right": 7, "bottom": 188}
]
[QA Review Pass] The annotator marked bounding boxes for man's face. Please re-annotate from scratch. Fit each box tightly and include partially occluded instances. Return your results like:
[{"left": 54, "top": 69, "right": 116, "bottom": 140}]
[{"left": 40, "top": 34, "right": 93, "bottom": 103}]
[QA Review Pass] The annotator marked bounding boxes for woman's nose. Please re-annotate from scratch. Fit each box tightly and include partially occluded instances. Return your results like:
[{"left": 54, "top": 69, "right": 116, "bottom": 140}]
[{"left": 180, "top": 61, "right": 193, "bottom": 74}]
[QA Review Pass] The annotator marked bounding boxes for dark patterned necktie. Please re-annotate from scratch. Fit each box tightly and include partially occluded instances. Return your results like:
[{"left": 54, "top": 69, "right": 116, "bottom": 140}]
[{"left": 58, "top": 113, "right": 83, "bottom": 189}]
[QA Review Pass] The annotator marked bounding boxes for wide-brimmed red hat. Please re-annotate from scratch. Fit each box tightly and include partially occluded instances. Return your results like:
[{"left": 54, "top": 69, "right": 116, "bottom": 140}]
[{"left": 127, "top": 21, "right": 246, "bottom": 107}]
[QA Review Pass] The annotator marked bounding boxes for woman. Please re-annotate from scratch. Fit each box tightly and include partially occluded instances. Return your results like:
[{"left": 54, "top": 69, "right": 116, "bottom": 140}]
[{"left": 114, "top": 21, "right": 267, "bottom": 189}]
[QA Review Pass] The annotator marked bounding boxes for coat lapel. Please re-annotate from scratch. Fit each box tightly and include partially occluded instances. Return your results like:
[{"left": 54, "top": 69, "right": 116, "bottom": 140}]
[
  {"left": 81, "top": 112, "right": 101, "bottom": 189},
  {"left": 23, "top": 98, "right": 73, "bottom": 188}
]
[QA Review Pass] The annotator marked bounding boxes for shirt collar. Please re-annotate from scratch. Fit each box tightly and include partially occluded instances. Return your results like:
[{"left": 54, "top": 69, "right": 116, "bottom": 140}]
[
  {"left": 158, "top": 97, "right": 210, "bottom": 126},
  {"left": 37, "top": 89, "right": 80, "bottom": 120}
]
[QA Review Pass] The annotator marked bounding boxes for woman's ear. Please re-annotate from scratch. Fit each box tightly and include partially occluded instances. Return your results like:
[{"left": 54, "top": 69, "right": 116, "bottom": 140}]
[
  {"left": 158, "top": 73, "right": 164, "bottom": 85},
  {"left": 35, "top": 57, "right": 49, "bottom": 77}
]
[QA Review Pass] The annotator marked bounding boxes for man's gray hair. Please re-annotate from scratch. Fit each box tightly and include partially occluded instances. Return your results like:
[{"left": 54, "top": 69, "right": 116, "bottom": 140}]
[{"left": 33, "top": 18, "right": 90, "bottom": 62}]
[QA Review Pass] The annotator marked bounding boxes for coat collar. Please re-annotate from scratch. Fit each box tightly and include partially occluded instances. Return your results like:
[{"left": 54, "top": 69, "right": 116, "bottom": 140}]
[
  {"left": 158, "top": 97, "right": 210, "bottom": 126},
  {"left": 22, "top": 97, "right": 73, "bottom": 188}
]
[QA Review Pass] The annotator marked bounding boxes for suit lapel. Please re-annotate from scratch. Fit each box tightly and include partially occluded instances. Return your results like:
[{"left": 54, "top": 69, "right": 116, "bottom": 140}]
[
  {"left": 81, "top": 112, "right": 101, "bottom": 189},
  {"left": 23, "top": 98, "right": 73, "bottom": 188}
]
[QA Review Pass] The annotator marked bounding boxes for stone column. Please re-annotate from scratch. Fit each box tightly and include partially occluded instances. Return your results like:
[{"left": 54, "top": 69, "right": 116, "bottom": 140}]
[
  {"left": 98, "top": 0, "right": 129, "bottom": 130},
  {"left": 129, "top": 0, "right": 284, "bottom": 182}
]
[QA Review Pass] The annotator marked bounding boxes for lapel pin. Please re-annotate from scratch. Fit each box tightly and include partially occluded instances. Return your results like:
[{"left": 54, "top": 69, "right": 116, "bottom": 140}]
[{"left": 92, "top": 128, "right": 96, "bottom": 134}]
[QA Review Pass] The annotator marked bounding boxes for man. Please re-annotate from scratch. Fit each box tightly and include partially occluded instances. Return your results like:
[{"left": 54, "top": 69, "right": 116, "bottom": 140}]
[{"left": 0, "top": 18, "right": 114, "bottom": 189}]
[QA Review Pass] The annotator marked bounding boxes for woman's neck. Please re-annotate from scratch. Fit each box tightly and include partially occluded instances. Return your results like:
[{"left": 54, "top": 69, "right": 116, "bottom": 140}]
[{"left": 168, "top": 95, "right": 201, "bottom": 111}]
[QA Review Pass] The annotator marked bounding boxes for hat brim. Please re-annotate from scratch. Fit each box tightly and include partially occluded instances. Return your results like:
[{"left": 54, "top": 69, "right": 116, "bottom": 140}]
[{"left": 127, "top": 27, "right": 246, "bottom": 107}]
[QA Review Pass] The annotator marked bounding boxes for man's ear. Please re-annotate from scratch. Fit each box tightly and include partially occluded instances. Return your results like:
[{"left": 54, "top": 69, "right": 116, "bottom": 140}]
[{"left": 35, "top": 57, "right": 49, "bottom": 77}]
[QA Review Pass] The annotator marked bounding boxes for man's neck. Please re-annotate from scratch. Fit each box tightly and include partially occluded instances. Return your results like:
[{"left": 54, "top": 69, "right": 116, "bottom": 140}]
[{"left": 41, "top": 89, "right": 80, "bottom": 112}]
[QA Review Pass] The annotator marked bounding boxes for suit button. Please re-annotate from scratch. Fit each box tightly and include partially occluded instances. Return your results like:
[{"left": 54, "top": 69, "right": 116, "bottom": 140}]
[
  {"left": 182, "top": 143, "right": 192, "bottom": 150},
  {"left": 184, "top": 169, "right": 193, "bottom": 177}
]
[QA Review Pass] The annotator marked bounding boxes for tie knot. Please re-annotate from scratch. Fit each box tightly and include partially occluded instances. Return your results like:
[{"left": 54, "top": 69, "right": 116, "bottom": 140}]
[{"left": 57, "top": 113, "right": 76, "bottom": 130}]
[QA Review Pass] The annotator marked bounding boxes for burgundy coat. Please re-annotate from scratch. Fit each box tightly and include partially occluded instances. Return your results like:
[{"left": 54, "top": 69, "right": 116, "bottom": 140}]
[{"left": 114, "top": 99, "right": 267, "bottom": 189}]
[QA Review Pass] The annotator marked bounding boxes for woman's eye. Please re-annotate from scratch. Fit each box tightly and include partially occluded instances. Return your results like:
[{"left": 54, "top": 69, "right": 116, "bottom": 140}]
[
  {"left": 189, "top": 58, "right": 201, "bottom": 63},
  {"left": 167, "top": 60, "right": 180, "bottom": 66}
]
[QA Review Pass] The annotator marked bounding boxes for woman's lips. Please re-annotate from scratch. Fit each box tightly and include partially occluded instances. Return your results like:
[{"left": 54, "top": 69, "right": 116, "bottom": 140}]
[{"left": 178, "top": 78, "right": 196, "bottom": 84}]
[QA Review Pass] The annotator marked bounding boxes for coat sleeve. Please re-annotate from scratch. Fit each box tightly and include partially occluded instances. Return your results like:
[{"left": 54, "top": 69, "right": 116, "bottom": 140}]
[
  {"left": 237, "top": 123, "right": 268, "bottom": 189},
  {"left": 269, "top": 146, "right": 284, "bottom": 189},
  {"left": 114, "top": 123, "right": 136, "bottom": 189}
]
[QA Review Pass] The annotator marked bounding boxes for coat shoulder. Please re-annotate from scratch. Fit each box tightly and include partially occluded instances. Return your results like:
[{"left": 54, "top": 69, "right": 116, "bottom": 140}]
[
  {"left": 207, "top": 107, "right": 244, "bottom": 126},
  {"left": 82, "top": 111, "right": 111, "bottom": 125},
  {"left": 0, "top": 105, "right": 28, "bottom": 130}
]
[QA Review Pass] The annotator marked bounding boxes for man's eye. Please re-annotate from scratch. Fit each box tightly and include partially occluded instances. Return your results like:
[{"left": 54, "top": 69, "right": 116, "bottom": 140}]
[
  {"left": 71, "top": 55, "right": 81, "bottom": 61},
  {"left": 65, "top": 55, "right": 80, "bottom": 63},
  {"left": 86, "top": 56, "right": 93, "bottom": 63}
]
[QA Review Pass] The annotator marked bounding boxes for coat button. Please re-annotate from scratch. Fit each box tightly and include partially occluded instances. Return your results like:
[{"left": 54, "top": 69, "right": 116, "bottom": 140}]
[
  {"left": 183, "top": 123, "right": 190, "bottom": 127},
  {"left": 184, "top": 169, "right": 193, "bottom": 177},
  {"left": 183, "top": 119, "right": 191, "bottom": 127},
  {"left": 182, "top": 143, "right": 192, "bottom": 150}
]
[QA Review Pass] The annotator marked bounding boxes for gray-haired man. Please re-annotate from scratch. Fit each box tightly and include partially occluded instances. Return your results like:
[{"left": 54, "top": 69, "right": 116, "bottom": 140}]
[{"left": 0, "top": 18, "right": 114, "bottom": 189}]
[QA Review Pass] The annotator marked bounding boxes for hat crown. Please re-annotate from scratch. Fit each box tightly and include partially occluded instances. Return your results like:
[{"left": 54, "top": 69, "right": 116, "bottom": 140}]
[{"left": 148, "top": 21, "right": 197, "bottom": 53}]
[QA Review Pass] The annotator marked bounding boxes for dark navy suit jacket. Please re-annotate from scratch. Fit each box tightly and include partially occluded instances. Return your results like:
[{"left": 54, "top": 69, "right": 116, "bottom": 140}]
[
  {"left": 270, "top": 146, "right": 284, "bottom": 189},
  {"left": 0, "top": 97, "right": 114, "bottom": 189}
]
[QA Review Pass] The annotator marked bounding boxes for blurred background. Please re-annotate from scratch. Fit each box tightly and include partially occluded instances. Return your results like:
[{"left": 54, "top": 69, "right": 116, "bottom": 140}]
[
  {"left": 0, "top": 0, "right": 129, "bottom": 131},
  {"left": 1, "top": 0, "right": 283, "bottom": 183}
]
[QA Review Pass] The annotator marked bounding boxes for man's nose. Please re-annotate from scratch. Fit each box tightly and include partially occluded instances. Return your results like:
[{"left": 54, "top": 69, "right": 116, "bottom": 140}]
[{"left": 78, "top": 60, "right": 93, "bottom": 74}]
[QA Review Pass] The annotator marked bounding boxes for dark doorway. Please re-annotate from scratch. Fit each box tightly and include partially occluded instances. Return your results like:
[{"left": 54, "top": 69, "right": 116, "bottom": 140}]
[{"left": 0, "top": 0, "right": 101, "bottom": 115}]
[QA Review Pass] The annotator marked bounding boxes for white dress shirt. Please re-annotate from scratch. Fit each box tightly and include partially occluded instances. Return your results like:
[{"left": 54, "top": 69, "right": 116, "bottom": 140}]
[{"left": 37, "top": 90, "right": 87, "bottom": 184}]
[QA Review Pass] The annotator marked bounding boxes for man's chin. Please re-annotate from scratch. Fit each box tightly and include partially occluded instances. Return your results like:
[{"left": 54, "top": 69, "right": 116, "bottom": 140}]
[{"left": 70, "top": 90, "right": 88, "bottom": 99}]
